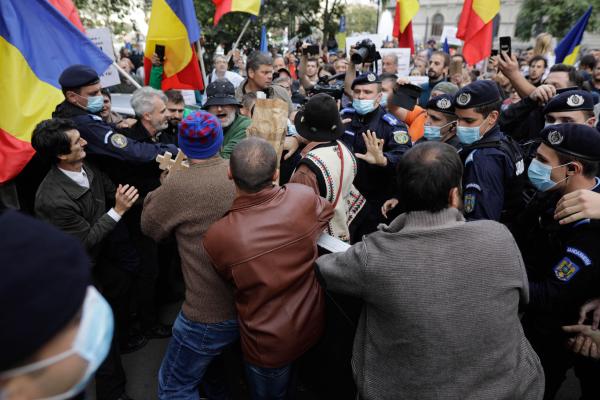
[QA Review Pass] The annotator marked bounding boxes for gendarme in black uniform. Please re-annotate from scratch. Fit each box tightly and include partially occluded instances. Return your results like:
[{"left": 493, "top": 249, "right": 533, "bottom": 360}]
[
  {"left": 515, "top": 124, "right": 600, "bottom": 399},
  {"left": 341, "top": 73, "right": 411, "bottom": 217}
]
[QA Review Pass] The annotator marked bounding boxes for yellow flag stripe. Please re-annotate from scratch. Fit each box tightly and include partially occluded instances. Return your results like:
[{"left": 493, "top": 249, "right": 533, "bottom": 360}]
[
  {"left": 473, "top": 0, "right": 500, "bottom": 24},
  {"left": 563, "top": 45, "right": 580, "bottom": 66},
  {"left": 398, "top": 0, "right": 419, "bottom": 33}
]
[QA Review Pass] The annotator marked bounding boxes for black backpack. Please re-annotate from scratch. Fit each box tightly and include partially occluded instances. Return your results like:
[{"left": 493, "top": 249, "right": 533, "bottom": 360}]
[{"left": 460, "top": 136, "right": 537, "bottom": 225}]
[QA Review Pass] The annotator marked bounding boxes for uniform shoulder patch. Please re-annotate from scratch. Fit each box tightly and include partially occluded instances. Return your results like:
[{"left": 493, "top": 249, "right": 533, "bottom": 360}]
[
  {"left": 464, "top": 193, "right": 476, "bottom": 214},
  {"left": 566, "top": 247, "right": 592, "bottom": 266},
  {"left": 554, "top": 257, "right": 580, "bottom": 282},
  {"left": 393, "top": 130, "right": 409, "bottom": 144},
  {"left": 110, "top": 133, "right": 128, "bottom": 149},
  {"left": 382, "top": 113, "right": 399, "bottom": 126},
  {"left": 90, "top": 115, "right": 102, "bottom": 121},
  {"left": 465, "top": 183, "right": 482, "bottom": 192}
]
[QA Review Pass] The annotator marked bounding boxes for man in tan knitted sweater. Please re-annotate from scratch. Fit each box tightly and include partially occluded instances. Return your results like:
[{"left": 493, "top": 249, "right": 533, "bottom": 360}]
[{"left": 141, "top": 111, "right": 238, "bottom": 399}]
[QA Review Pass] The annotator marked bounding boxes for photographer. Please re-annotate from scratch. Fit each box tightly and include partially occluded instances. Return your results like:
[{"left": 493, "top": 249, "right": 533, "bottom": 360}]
[{"left": 297, "top": 42, "right": 321, "bottom": 93}]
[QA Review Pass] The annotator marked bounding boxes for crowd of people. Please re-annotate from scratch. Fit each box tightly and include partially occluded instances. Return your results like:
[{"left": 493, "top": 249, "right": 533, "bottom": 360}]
[{"left": 2, "top": 30, "right": 600, "bottom": 400}]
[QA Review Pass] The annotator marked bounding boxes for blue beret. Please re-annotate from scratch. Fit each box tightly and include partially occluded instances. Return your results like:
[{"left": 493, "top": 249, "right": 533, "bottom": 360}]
[
  {"left": 0, "top": 210, "right": 91, "bottom": 371},
  {"left": 453, "top": 80, "right": 501, "bottom": 109},
  {"left": 543, "top": 90, "right": 594, "bottom": 115},
  {"left": 351, "top": 72, "right": 381, "bottom": 89},
  {"left": 59, "top": 64, "right": 100, "bottom": 89},
  {"left": 427, "top": 94, "right": 455, "bottom": 115},
  {"left": 541, "top": 123, "right": 600, "bottom": 162}
]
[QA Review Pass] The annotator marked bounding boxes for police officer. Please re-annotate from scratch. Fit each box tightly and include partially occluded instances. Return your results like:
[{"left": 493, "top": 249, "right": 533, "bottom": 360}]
[
  {"left": 341, "top": 73, "right": 411, "bottom": 232},
  {"left": 543, "top": 89, "right": 597, "bottom": 127},
  {"left": 453, "top": 80, "right": 524, "bottom": 221},
  {"left": 422, "top": 94, "right": 460, "bottom": 148},
  {"left": 52, "top": 64, "right": 178, "bottom": 166},
  {"left": 517, "top": 124, "right": 600, "bottom": 399}
]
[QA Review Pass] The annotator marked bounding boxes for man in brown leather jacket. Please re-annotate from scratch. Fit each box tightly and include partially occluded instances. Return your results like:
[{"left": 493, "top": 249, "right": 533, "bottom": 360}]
[{"left": 203, "top": 137, "right": 333, "bottom": 399}]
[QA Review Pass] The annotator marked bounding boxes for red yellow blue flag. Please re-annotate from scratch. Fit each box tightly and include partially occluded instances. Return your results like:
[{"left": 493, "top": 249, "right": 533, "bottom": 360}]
[
  {"left": 0, "top": 0, "right": 111, "bottom": 183},
  {"left": 212, "top": 0, "right": 261, "bottom": 26}
]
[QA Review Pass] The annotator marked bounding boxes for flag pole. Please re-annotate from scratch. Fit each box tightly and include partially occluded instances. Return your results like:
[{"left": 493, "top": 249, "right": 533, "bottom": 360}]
[
  {"left": 227, "top": 17, "right": 252, "bottom": 64},
  {"left": 112, "top": 62, "right": 142, "bottom": 89},
  {"left": 195, "top": 41, "right": 209, "bottom": 90}
]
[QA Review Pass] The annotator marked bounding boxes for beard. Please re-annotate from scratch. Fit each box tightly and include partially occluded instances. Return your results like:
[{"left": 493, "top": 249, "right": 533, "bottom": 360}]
[
  {"left": 427, "top": 69, "right": 440, "bottom": 80},
  {"left": 218, "top": 110, "right": 236, "bottom": 128}
]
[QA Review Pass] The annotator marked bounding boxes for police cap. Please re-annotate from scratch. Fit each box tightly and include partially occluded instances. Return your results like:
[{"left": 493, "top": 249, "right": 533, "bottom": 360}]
[
  {"left": 541, "top": 123, "right": 600, "bottom": 162},
  {"left": 389, "top": 83, "right": 422, "bottom": 111},
  {"left": 59, "top": 64, "right": 100, "bottom": 89},
  {"left": 543, "top": 90, "right": 594, "bottom": 115},
  {"left": 452, "top": 80, "right": 501, "bottom": 109},
  {"left": 351, "top": 72, "right": 381, "bottom": 89},
  {"left": 427, "top": 94, "right": 455, "bottom": 115}
]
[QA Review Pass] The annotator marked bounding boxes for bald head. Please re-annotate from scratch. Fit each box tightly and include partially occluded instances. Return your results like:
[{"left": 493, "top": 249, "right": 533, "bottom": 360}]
[{"left": 230, "top": 137, "right": 277, "bottom": 193}]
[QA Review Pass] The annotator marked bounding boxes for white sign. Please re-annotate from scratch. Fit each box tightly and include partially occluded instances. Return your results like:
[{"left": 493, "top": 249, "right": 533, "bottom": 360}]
[
  {"left": 408, "top": 76, "right": 429, "bottom": 86},
  {"left": 440, "top": 26, "right": 462, "bottom": 47},
  {"left": 345, "top": 34, "right": 384, "bottom": 59},
  {"left": 378, "top": 48, "right": 412, "bottom": 77},
  {"left": 87, "top": 28, "right": 121, "bottom": 88},
  {"left": 181, "top": 90, "right": 197, "bottom": 106}
]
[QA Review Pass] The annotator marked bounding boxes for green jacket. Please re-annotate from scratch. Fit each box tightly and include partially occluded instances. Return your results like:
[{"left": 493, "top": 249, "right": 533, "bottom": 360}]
[{"left": 220, "top": 114, "right": 251, "bottom": 159}]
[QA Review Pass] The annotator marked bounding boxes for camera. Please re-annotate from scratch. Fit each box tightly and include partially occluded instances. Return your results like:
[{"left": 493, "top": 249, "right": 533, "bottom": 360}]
[
  {"left": 310, "top": 73, "right": 345, "bottom": 100},
  {"left": 295, "top": 41, "right": 320, "bottom": 56},
  {"left": 351, "top": 39, "right": 380, "bottom": 64}
]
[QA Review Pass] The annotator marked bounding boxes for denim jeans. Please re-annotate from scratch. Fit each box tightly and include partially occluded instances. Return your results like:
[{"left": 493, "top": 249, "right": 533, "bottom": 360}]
[
  {"left": 158, "top": 311, "right": 239, "bottom": 400},
  {"left": 244, "top": 362, "right": 292, "bottom": 400}
]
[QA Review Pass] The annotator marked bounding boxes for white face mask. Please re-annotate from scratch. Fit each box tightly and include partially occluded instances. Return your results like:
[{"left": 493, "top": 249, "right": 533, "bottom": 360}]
[{"left": 0, "top": 287, "right": 114, "bottom": 400}]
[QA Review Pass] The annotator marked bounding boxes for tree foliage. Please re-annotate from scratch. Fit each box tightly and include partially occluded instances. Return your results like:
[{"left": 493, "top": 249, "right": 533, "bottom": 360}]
[
  {"left": 193, "top": 0, "right": 344, "bottom": 54},
  {"left": 345, "top": 4, "right": 378, "bottom": 35},
  {"left": 515, "top": 0, "right": 600, "bottom": 41},
  {"left": 74, "top": 0, "right": 137, "bottom": 34}
]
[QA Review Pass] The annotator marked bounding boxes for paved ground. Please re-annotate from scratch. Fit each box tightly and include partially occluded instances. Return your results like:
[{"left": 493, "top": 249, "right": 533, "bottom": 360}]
[{"left": 90, "top": 301, "right": 582, "bottom": 400}]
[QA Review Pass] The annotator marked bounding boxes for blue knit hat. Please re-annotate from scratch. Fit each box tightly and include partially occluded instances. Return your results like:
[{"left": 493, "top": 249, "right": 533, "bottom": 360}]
[{"left": 178, "top": 110, "right": 224, "bottom": 159}]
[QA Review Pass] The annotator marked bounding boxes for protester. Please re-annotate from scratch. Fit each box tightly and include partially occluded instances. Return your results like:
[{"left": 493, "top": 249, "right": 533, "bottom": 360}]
[
  {"left": 0, "top": 210, "right": 115, "bottom": 400},
  {"left": 141, "top": 111, "right": 238, "bottom": 399},
  {"left": 299, "top": 56, "right": 320, "bottom": 91},
  {"left": 210, "top": 54, "right": 244, "bottom": 87},
  {"left": 289, "top": 93, "right": 365, "bottom": 242},
  {"left": 316, "top": 141, "right": 544, "bottom": 400},
  {"left": 429, "top": 81, "right": 459, "bottom": 97},
  {"left": 204, "top": 79, "right": 250, "bottom": 159},
  {"left": 419, "top": 50, "right": 450, "bottom": 105},
  {"left": 110, "top": 58, "right": 143, "bottom": 94},
  {"left": 163, "top": 89, "right": 185, "bottom": 140},
  {"left": 382, "top": 53, "right": 399, "bottom": 74},
  {"left": 527, "top": 55, "right": 548, "bottom": 87},
  {"left": 514, "top": 124, "right": 600, "bottom": 399},
  {"left": 203, "top": 137, "right": 333, "bottom": 398},
  {"left": 30, "top": 118, "right": 139, "bottom": 400},
  {"left": 234, "top": 51, "right": 294, "bottom": 115}
]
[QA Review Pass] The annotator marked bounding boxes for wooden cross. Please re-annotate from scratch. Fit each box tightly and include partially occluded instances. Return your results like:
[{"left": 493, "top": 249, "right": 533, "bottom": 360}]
[{"left": 156, "top": 149, "right": 189, "bottom": 172}]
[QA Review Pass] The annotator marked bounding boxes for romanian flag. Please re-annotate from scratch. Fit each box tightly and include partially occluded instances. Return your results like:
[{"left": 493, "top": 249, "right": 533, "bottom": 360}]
[
  {"left": 144, "top": 0, "right": 204, "bottom": 91},
  {"left": 555, "top": 6, "right": 593, "bottom": 65},
  {"left": 212, "top": 0, "right": 261, "bottom": 26},
  {"left": 47, "top": 0, "right": 85, "bottom": 32},
  {"left": 392, "top": 0, "right": 419, "bottom": 55},
  {"left": 0, "top": 0, "right": 111, "bottom": 184},
  {"left": 456, "top": 0, "right": 500, "bottom": 65}
]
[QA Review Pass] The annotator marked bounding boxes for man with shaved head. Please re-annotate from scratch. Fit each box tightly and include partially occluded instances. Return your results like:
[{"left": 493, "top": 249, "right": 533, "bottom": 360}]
[{"left": 203, "top": 138, "right": 333, "bottom": 398}]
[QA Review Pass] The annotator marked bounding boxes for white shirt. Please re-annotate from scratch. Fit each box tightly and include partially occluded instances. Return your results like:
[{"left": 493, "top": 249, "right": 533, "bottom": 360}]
[
  {"left": 59, "top": 167, "right": 121, "bottom": 222},
  {"left": 211, "top": 69, "right": 244, "bottom": 88}
]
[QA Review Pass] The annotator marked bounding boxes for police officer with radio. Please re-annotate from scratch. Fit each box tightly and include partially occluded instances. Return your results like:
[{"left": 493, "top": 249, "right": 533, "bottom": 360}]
[
  {"left": 516, "top": 124, "right": 600, "bottom": 400},
  {"left": 341, "top": 73, "right": 411, "bottom": 233},
  {"left": 453, "top": 80, "right": 524, "bottom": 222},
  {"left": 52, "top": 64, "right": 178, "bottom": 166}
]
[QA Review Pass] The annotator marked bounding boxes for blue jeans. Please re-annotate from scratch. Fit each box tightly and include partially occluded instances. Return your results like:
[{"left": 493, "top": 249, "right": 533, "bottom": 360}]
[
  {"left": 158, "top": 311, "right": 239, "bottom": 400},
  {"left": 244, "top": 362, "right": 292, "bottom": 400}
]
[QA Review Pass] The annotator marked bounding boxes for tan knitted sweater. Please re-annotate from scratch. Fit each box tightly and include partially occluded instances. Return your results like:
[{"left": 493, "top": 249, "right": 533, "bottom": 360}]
[{"left": 141, "top": 157, "right": 237, "bottom": 323}]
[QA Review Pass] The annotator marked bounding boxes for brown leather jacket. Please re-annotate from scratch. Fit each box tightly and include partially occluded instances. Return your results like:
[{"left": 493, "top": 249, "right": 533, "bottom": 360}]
[{"left": 203, "top": 183, "right": 333, "bottom": 368}]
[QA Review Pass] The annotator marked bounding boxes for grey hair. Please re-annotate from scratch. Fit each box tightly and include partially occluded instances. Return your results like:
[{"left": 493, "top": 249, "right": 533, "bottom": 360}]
[
  {"left": 131, "top": 87, "right": 167, "bottom": 117},
  {"left": 213, "top": 54, "right": 227, "bottom": 63},
  {"left": 383, "top": 53, "right": 399, "bottom": 64}
]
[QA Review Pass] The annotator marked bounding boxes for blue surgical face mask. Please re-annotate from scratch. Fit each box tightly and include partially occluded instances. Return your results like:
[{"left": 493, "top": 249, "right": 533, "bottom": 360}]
[
  {"left": 0, "top": 287, "right": 114, "bottom": 400},
  {"left": 424, "top": 125, "right": 442, "bottom": 141},
  {"left": 379, "top": 93, "right": 388, "bottom": 108},
  {"left": 527, "top": 158, "right": 569, "bottom": 192},
  {"left": 86, "top": 95, "right": 104, "bottom": 113},
  {"left": 456, "top": 125, "right": 481, "bottom": 145},
  {"left": 353, "top": 99, "right": 377, "bottom": 115}
]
